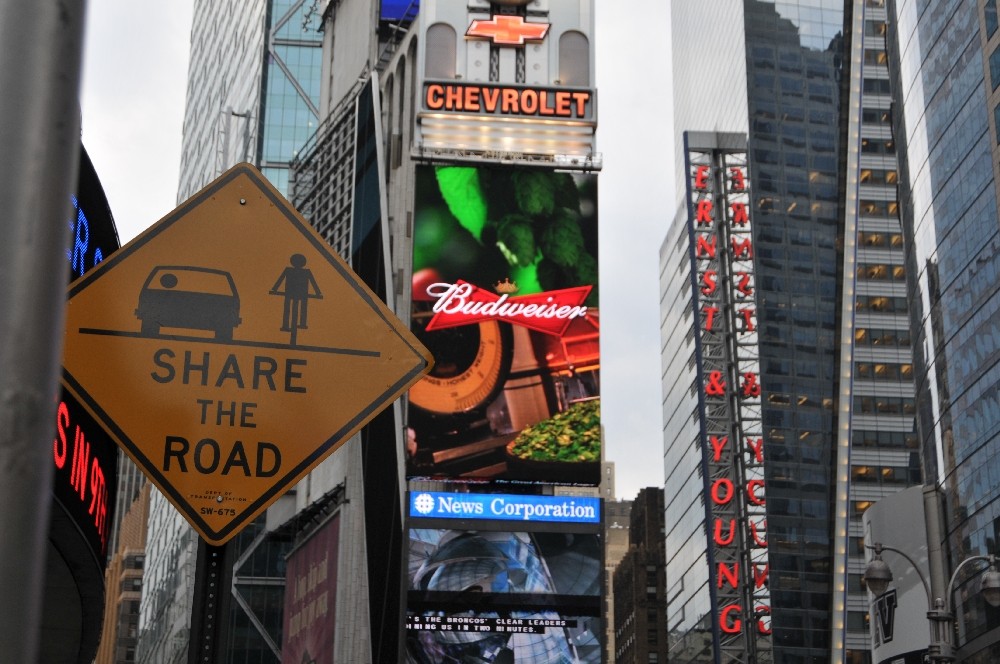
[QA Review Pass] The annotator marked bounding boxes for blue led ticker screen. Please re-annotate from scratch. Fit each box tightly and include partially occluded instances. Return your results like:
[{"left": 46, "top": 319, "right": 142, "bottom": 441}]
[{"left": 381, "top": 0, "right": 418, "bottom": 21}]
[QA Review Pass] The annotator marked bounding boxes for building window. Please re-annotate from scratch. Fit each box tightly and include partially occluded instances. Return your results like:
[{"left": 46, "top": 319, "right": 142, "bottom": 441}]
[
  {"left": 864, "top": 49, "right": 888, "bottom": 65},
  {"left": 864, "top": 21, "right": 888, "bottom": 37},
  {"left": 988, "top": 0, "right": 999, "bottom": 38},
  {"left": 862, "top": 78, "right": 892, "bottom": 94},
  {"left": 425, "top": 23, "right": 457, "bottom": 79},
  {"left": 559, "top": 31, "right": 590, "bottom": 85},
  {"left": 990, "top": 45, "right": 1000, "bottom": 90},
  {"left": 995, "top": 105, "right": 1000, "bottom": 145}
]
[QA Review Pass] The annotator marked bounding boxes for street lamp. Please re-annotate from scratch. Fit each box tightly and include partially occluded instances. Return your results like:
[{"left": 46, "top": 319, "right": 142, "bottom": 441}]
[{"left": 864, "top": 542, "right": 1000, "bottom": 663}]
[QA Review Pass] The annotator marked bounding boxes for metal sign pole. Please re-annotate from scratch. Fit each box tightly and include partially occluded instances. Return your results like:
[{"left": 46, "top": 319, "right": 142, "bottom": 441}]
[
  {"left": 188, "top": 539, "right": 235, "bottom": 664},
  {"left": 0, "top": 1, "right": 87, "bottom": 660}
]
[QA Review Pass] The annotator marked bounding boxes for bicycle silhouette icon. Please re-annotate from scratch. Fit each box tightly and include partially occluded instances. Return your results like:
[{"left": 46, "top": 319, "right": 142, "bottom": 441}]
[{"left": 270, "top": 254, "right": 323, "bottom": 346}]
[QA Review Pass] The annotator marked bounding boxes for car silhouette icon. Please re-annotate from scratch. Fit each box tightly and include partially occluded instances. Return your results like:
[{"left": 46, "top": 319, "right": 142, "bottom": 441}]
[{"left": 135, "top": 266, "right": 242, "bottom": 340}]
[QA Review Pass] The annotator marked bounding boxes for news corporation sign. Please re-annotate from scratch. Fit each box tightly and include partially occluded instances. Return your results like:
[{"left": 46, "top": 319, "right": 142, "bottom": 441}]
[{"left": 409, "top": 491, "right": 600, "bottom": 525}]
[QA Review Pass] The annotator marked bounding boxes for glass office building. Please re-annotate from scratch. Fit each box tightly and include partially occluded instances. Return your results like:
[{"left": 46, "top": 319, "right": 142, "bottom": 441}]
[
  {"left": 663, "top": 2, "right": 920, "bottom": 662},
  {"left": 137, "top": 1, "right": 321, "bottom": 662},
  {"left": 887, "top": 0, "right": 1000, "bottom": 661}
]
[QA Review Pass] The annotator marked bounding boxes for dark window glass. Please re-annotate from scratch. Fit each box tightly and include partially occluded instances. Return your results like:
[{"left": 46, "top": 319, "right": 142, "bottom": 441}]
[
  {"left": 988, "top": 0, "right": 999, "bottom": 38},
  {"left": 990, "top": 46, "right": 1000, "bottom": 90}
]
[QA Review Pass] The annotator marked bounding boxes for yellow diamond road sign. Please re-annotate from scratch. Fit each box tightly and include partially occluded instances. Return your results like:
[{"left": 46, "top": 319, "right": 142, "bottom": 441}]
[{"left": 62, "top": 164, "right": 432, "bottom": 545}]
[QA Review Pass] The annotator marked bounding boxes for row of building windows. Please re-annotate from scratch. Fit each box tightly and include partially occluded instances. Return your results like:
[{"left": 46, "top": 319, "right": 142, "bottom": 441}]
[
  {"left": 851, "top": 463, "right": 920, "bottom": 485},
  {"left": 859, "top": 168, "right": 898, "bottom": 185},
  {"left": 855, "top": 327, "right": 911, "bottom": 348},
  {"left": 860, "top": 137, "right": 895, "bottom": 155},
  {"left": 852, "top": 429, "right": 919, "bottom": 449},
  {"left": 853, "top": 395, "right": 916, "bottom": 415},
  {"left": 855, "top": 362, "right": 913, "bottom": 381},
  {"left": 859, "top": 231, "right": 903, "bottom": 247},
  {"left": 861, "top": 107, "right": 892, "bottom": 125},
  {"left": 856, "top": 295, "right": 908, "bottom": 313},
  {"left": 857, "top": 263, "right": 906, "bottom": 282},
  {"left": 859, "top": 199, "right": 899, "bottom": 217},
  {"left": 863, "top": 78, "right": 892, "bottom": 95}
]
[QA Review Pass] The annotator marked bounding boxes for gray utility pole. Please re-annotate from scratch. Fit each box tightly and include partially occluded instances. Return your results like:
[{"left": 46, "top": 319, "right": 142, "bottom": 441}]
[{"left": 0, "top": 1, "right": 88, "bottom": 661}]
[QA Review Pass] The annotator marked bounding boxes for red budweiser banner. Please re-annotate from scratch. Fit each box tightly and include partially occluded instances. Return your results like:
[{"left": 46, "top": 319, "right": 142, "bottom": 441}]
[{"left": 422, "top": 280, "right": 591, "bottom": 336}]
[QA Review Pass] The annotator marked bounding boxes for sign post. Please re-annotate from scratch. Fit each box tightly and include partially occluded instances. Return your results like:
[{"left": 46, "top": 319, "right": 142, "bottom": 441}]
[
  {"left": 0, "top": 2, "right": 87, "bottom": 660},
  {"left": 62, "top": 163, "right": 432, "bottom": 546}
]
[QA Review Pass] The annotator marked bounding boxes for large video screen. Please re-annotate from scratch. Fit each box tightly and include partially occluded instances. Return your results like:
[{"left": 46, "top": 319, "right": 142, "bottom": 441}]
[
  {"left": 405, "top": 525, "right": 602, "bottom": 663},
  {"left": 406, "top": 165, "right": 600, "bottom": 485}
]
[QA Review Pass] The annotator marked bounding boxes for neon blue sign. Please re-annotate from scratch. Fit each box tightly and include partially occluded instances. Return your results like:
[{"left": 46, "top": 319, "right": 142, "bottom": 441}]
[
  {"left": 67, "top": 195, "right": 105, "bottom": 279},
  {"left": 408, "top": 491, "right": 600, "bottom": 524}
]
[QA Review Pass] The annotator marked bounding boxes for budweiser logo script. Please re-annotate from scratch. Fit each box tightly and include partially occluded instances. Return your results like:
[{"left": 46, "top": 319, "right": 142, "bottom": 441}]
[{"left": 424, "top": 281, "right": 591, "bottom": 336}]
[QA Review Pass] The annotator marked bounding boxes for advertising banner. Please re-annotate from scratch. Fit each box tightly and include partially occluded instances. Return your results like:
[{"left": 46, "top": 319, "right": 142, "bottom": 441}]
[
  {"left": 282, "top": 513, "right": 340, "bottom": 664},
  {"left": 409, "top": 491, "right": 600, "bottom": 525},
  {"left": 682, "top": 135, "right": 770, "bottom": 659},
  {"left": 405, "top": 523, "right": 602, "bottom": 663},
  {"left": 863, "top": 486, "right": 930, "bottom": 664},
  {"left": 406, "top": 164, "right": 600, "bottom": 485},
  {"left": 414, "top": 0, "right": 597, "bottom": 165}
]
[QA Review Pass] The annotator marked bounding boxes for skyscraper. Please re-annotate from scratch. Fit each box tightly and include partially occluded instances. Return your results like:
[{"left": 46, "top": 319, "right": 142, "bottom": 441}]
[
  {"left": 137, "top": 2, "right": 322, "bottom": 661},
  {"left": 612, "top": 488, "right": 668, "bottom": 664},
  {"left": 884, "top": 0, "right": 1000, "bottom": 661},
  {"left": 663, "top": 2, "right": 920, "bottom": 662}
]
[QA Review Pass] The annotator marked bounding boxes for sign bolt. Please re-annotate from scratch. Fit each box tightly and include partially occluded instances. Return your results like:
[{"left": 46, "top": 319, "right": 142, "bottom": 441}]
[{"left": 239, "top": 198, "right": 246, "bottom": 205}]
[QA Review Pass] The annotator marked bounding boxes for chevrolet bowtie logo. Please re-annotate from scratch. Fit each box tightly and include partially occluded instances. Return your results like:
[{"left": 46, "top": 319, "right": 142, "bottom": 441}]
[{"left": 466, "top": 15, "right": 550, "bottom": 46}]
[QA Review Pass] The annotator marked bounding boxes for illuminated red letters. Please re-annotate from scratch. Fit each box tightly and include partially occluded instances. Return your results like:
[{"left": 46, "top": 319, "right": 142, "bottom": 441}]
[
  {"left": 755, "top": 606, "right": 772, "bottom": 634},
  {"left": 712, "top": 479, "right": 735, "bottom": 505},
  {"left": 720, "top": 605, "right": 742, "bottom": 634},
  {"left": 714, "top": 519, "right": 737, "bottom": 546},
  {"left": 53, "top": 402, "right": 70, "bottom": 468},
  {"left": 754, "top": 564, "right": 769, "bottom": 589},
  {"left": 731, "top": 237, "right": 753, "bottom": 259},
  {"left": 718, "top": 563, "right": 739, "bottom": 589},
  {"left": 424, "top": 83, "right": 591, "bottom": 118},
  {"left": 719, "top": 605, "right": 770, "bottom": 636},
  {"left": 53, "top": 400, "right": 112, "bottom": 554},
  {"left": 701, "top": 270, "right": 718, "bottom": 296},
  {"left": 706, "top": 371, "right": 726, "bottom": 396},
  {"left": 731, "top": 202, "right": 749, "bottom": 226},
  {"left": 741, "top": 372, "right": 761, "bottom": 398},
  {"left": 710, "top": 436, "right": 729, "bottom": 462},
  {"left": 689, "top": 155, "right": 767, "bottom": 649},
  {"left": 703, "top": 306, "right": 719, "bottom": 331},
  {"left": 750, "top": 519, "right": 767, "bottom": 547},
  {"left": 735, "top": 272, "right": 753, "bottom": 296},
  {"left": 696, "top": 200, "right": 714, "bottom": 225},
  {"left": 695, "top": 165, "right": 710, "bottom": 189},
  {"left": 730, "top": 167, "right": 746, "bottom": 191},
  {"left": 696, "top": 235, "right": 717, "bottom": 258}
]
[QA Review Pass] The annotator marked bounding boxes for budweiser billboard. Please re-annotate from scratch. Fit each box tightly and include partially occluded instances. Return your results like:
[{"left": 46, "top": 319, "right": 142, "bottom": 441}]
[{"left": 406, "top": 164, "right": 600, "bottom": 486}]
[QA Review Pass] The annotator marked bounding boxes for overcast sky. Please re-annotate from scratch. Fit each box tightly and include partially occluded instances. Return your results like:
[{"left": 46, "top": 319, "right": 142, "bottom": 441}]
[{"left": 79, "top": 0, "right": 674, "bottom": 502}]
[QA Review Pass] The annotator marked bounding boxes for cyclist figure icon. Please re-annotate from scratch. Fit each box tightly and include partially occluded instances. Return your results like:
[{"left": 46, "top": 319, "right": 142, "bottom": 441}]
[{"left": 270, "top": 253, "right": 323, "bottom": 346}]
